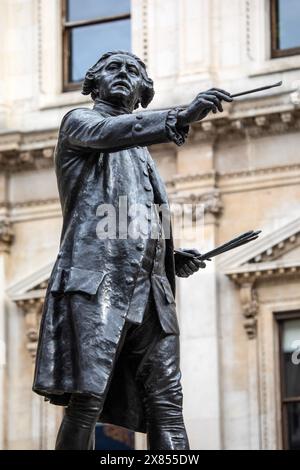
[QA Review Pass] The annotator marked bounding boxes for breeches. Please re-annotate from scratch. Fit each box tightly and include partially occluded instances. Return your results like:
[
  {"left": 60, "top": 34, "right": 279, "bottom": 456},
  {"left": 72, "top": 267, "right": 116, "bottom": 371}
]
[{"left": 55, "top": 288, "right": 189, "bottom": 450}]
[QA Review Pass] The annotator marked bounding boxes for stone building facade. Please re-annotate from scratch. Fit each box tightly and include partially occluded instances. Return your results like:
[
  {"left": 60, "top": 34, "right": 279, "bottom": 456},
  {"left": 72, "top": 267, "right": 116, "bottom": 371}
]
[{"left": 0, "top": 0, "right": 300, "bottom": 449}]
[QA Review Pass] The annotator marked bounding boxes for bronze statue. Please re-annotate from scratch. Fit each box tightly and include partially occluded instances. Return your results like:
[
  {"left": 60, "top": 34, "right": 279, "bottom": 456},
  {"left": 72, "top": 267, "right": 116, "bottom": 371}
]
[{"left": 32, "top": 50, "right": 233, "bottom": 450}]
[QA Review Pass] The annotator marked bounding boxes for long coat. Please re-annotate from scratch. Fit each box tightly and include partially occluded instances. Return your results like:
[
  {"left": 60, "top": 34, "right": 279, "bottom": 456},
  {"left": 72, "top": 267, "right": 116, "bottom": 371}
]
[{"left": 33, "top": 101, "right": 186, "bottom": 432}]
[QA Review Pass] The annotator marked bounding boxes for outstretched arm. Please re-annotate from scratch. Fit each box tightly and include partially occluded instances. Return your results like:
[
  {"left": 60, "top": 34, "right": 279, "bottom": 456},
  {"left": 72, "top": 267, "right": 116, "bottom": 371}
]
[
  {"left": 61, "top": 107, "right": 189, "bottom": 153},
  {"left": 60, "top": 88, "right": 232, "bottom": 153}
]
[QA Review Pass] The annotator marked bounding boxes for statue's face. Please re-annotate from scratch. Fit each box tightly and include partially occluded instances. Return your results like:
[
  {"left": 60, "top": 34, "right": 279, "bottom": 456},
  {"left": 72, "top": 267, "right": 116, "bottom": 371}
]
[{"left": 95, "top": 54, "right": 143, "bottom": 109}]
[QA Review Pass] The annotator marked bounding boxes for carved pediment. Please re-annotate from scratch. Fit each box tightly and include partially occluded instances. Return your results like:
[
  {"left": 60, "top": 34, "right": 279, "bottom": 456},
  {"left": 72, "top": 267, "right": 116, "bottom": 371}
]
[
  {"left": 220, "top": 217, "right": 300, "bottom": 339},
  {"left": 7, "top": 261, "right": 54, "bottom": 361},
  {"left": 248, "top": 233, "right": 300, "bottom": 264},
  {"left": 7, "top": 261, "right": 53, "bottom": 302},
  {"left": 220, "top": 217, "right": 300, "bottom": 283}
]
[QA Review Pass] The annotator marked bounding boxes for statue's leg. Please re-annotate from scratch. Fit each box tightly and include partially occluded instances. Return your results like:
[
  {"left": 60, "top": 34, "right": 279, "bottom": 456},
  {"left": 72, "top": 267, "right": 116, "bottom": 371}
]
[
  {"left": 55, "top": 393, "right": 103, "bottom": 450},
  {"left": 125, "top": 292, "right": 189, "bottom": 450},
  {"left": 141, "top": 333, "right": 189, "bottom": 450}
]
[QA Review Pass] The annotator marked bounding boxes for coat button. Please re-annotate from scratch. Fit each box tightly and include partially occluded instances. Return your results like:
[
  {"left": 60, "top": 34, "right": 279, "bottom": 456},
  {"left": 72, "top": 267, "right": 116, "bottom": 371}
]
[
  {"left": 126, "top": 277, "right": 135, "bottom": 284},
  {"left": 146, "top": 201, "right": 152, "bottom": 208},
  {"left": 139, "top": 156, "right": 145, "bottom": 163},
  {"left": 131, "top": 260, "right": 139, "bottom": 267},
  {"left": 134, "top": 123, "right": 143, "bottom": 132},
  {"left": 57, "top": 251, "right": 62, "bottom": 259},
  {"left": 136, "top": 114, "right": 143, "bottom": 120},
  {"left": 144, "top": 184, "right": 152, "bottom": 191},
  {"left": 143, "top": 169, "right": 149, "bottom": 177},
  {"left": 136, "top": 243, "right": 144, "bottom": 251}
]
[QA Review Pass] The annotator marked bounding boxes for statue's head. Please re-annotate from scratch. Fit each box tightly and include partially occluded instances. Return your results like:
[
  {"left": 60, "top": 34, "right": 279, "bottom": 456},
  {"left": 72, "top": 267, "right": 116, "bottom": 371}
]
[{"left": 82, "top": 51, "right": 154, "bottom": 111}]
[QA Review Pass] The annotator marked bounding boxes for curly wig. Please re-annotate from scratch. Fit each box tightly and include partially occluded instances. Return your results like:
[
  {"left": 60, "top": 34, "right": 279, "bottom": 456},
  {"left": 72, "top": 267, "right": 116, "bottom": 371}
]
[{"left": 81, "top": 50, "right": 154, "bottom": 109}]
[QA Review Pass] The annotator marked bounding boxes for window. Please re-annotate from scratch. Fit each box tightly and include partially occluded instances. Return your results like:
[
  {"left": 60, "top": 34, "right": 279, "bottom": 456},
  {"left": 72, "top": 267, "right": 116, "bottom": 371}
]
[
  {"left": 277, "top": 313, "right": 300, "bottom": 449},
  {"left": 62, "top": 0, "right": 131, "bottom": 91},
  {"left": 271, "top": 0, "right": 300, "bottom": 58}
]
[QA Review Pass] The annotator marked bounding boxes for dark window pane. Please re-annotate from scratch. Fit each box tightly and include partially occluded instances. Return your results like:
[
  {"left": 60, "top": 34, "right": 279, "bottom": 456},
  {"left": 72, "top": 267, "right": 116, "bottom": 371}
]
[
  {"left": 277, "top": 0, "right": 300, "bottom": 50},
  {"left": 69, "top": 19, "right": 131, "bottom": 82},
  {"left": 67, "top": 0, "right": 130, "bottom": 22},
  {"left": 285, "top": 402, "right": 300, "bottom": 450},
  {"left": 282, "top": 319, "right": 300, "bottom": 398}
]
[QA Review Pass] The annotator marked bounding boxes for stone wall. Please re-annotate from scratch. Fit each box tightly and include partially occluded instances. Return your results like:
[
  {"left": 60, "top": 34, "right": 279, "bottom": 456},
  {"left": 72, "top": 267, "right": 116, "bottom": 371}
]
[{"left": 0, "top": 0, "right": 299, "bottom": 449}]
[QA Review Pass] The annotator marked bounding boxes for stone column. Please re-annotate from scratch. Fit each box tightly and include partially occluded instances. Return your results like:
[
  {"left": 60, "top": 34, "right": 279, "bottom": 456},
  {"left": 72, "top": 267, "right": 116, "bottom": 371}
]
[
  {"left": 227, "top": 275, "right": 261, "bottom": 449},
  {"left": 0, "top": 219, "right": 14, "bottom": 449},
  {"left": 239, "top": 281, "right": 261, "bottom": 449},
  {"left": 170, "top": 172, "right": 223, "bottom": 449}
]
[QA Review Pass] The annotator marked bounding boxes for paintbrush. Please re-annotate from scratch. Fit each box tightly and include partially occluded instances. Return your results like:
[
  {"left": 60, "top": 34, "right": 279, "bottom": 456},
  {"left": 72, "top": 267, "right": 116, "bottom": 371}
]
[
  {"left": 174, "top": 230, "right": 262, "bottom": 261},
  {"left": 230, "top": 81, "right": 282, "bottom": 98}
]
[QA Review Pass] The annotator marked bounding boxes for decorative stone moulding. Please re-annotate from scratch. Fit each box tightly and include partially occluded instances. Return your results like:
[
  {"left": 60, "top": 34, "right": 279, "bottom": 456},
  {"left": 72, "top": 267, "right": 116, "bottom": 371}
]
[
  {"left": 169, "top": 190, "right": 223, "bottom": 220},
  {"left": 16, "top": 297, "right": 44, "bottom": 361},
  {"left": 0, "top": 219, "right": 14, "bottom": 253},
  {"left": 223, "top": 217, "right": 300, "bottom": 339},
  {"left": 1, "top": 107, "right": 300, "bottom": 172},
  {"left": 0, "top": 128, "right": 57, "bottom": 172}
]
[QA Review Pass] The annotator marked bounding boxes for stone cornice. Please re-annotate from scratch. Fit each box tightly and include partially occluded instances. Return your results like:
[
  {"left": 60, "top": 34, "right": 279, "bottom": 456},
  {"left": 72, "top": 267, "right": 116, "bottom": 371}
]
[
  {"left": 0, "top": 104, "right": 299, "bottom": 171},
  {"left": 166, "top": 163, "right": 300, "bottom": 194},
  {"left": 166, "top": 170, "right": 216, "bottom": 188},
  {"left": 0, "top": 163, "right": 298, "bottom": 225},
  {"left": 0, "top": 162, "right": 296, "bottom": 211},
  {"left": 0, "top": 197, "right": 59, "bottom": 210},
  {"left": 0, "top": 128, "right": 57, "bottom": 172},
  {"left": 169, "top": 190, "right": 223, "bottom": 218},
  {"left": 219, "top": 163, "right": 300, "bottom": 180},
  {"left": 167, "top": 164, "right": 300, "bottom": 186},
  {"left": 189, "top": 106, "right": 300, "bottom": 143},
  {"left": 0, "top": 199, "right": 61, "bottom": 223},
  {"left": 226, "top": 261, "right": 300, "bottom": 284}
]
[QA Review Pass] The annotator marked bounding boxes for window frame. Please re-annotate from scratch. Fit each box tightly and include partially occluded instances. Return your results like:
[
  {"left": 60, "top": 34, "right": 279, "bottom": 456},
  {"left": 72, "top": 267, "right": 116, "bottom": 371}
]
[
  {"left": 270, "top": 0, "right": 300, "bottom": 58},
  {"left": 276, "top": 311, "right": 300, "bottom": 450},
  {"left": 62, "top": 0, "right": 131, "bottom": 91}
]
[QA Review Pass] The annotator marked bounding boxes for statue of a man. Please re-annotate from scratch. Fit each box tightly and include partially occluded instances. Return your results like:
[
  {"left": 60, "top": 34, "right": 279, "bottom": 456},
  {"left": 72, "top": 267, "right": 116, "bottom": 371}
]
[{"left": 32, "top": 50, "right": 232, "bottom": 450}]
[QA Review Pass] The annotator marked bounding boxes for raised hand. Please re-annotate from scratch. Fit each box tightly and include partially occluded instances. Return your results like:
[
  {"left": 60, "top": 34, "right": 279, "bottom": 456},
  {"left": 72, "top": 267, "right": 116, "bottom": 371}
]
[{"left": 176, "top": 88, "right": 233, "bottom": 127}]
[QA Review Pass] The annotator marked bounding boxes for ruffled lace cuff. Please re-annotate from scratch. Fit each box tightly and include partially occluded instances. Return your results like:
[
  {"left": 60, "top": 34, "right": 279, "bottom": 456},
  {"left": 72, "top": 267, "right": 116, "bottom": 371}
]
[{"left": 165, "top": 107, "right": 189, "bottom": 146}]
